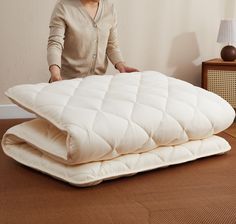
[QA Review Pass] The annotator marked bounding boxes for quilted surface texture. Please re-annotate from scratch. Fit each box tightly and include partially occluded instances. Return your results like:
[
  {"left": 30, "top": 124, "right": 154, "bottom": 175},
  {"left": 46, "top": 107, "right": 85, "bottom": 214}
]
[
  {"left": 4, "top": 71, "right": 235, "bottom": 164},
  {"left": 2, "top": 133, "right": 231, "bottom": 187},
  {"left": 2, "top": 71, "right": 235, "bottom": 186}
]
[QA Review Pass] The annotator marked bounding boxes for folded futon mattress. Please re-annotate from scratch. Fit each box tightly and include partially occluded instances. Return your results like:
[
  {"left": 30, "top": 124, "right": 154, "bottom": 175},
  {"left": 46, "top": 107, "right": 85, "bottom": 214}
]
[{"left": 2, "top": 71, "right": 235, "bottom": 186}]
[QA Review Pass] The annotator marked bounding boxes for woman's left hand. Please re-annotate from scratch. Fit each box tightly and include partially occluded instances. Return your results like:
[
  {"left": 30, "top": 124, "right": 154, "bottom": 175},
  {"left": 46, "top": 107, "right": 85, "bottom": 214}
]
[{"left": 115, "top": 62, "right": 139, "bottom": 73}]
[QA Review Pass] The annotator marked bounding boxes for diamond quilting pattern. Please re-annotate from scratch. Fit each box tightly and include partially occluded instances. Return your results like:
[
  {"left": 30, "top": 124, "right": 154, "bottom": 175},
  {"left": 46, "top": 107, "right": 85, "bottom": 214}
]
[
  {"left": 3, "top": 134, "right": 230, "bottom": 186},
  {"left": 5, "top": 71, "right": 235, "bottom": 165}
]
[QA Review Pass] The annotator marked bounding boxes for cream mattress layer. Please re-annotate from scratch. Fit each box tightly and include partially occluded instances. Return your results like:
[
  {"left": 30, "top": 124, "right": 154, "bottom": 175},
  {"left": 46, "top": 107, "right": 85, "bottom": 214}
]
[{"left": 3, "top": 134, "right": 230, "bottom": 186}]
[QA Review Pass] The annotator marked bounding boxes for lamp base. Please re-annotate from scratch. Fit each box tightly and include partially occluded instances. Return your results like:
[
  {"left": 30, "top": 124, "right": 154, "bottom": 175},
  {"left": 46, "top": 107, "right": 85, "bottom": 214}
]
[{"left": 220, "top": 45, "right": 236, "bottom": 61}]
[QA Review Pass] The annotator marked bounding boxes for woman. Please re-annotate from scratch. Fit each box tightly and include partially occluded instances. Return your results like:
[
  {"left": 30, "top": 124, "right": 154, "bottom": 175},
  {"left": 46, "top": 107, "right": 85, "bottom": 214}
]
[{"left": 47, "top": 0, "right": 138, "bottom": 82}]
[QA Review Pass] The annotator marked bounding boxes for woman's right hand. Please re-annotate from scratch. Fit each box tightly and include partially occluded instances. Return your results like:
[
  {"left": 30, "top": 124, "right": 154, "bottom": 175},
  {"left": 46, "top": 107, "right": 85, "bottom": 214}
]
[{"left": 49, "top": 65, "right": 62, "bottom": 83}]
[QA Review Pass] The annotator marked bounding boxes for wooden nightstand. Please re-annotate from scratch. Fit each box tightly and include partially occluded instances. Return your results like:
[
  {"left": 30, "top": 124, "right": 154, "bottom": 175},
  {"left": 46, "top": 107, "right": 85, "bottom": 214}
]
[{"left": 202, "top": 58, "right": 236, "bottom": 109}]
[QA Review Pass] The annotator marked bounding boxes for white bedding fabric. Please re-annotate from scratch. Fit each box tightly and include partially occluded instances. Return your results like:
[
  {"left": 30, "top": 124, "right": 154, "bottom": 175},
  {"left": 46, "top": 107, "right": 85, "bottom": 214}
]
[{"left": 2, "top": 71, "right": 235, "bottom": 186}]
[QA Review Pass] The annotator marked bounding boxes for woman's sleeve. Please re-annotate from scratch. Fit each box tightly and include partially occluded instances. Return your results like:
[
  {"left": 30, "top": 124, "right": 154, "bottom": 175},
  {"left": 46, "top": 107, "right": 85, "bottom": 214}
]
[
  {"left": 106, "top": 5, "right": 124, "bottom": 66},
  {"left": 47, "top": 3, "right": 66, "bottom": 68}
]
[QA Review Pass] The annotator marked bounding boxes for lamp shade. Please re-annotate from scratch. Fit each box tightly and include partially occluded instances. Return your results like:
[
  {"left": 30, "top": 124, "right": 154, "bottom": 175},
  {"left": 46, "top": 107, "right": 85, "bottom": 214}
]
[{"left": 217, "top": 19, "right": 236, "bottom": 44}]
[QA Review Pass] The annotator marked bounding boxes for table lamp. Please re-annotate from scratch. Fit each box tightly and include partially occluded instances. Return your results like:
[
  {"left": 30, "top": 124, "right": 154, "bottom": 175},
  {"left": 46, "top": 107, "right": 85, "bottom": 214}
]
[{"left": 217, "top": 19, "right": 236, "bottom": 61}]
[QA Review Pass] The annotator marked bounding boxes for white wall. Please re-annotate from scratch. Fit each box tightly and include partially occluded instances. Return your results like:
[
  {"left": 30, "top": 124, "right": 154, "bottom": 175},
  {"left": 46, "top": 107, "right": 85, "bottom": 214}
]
[
  {"left": 108, "top": 0, "right": 236, "bottom": 85},
  {"left": 0, "top": 0, "right": 55, "bottom": 104},
  {"left": 0, "top": 0, "right": 236, "bottom": 104}
]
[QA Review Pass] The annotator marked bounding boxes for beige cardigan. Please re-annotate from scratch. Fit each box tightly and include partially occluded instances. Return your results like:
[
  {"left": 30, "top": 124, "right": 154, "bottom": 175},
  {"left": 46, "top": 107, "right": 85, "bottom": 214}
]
[{"left": 47, "top": 0, "right": 124, "bottom": 79}]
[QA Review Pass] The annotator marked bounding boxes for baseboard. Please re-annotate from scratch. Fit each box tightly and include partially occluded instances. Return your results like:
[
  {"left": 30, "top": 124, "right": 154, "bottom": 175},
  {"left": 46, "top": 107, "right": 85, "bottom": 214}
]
[{"left": 0, "top": 104, "right": 35, "bottom": 119}]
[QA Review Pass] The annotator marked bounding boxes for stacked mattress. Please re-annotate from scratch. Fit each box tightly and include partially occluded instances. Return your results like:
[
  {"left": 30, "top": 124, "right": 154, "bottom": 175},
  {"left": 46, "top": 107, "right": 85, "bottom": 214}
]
[{"left": 2, "top": 71, "right": 235, "bottom": 186}]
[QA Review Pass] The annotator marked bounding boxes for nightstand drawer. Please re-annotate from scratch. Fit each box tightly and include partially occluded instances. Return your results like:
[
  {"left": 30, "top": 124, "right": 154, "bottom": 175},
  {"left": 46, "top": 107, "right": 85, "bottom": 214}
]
[
  {"left": 202, "top": 59, "right": 236, "bottom": 109},
  {"left": 207, "top": 69, "right": 236, "bottom": 108}
]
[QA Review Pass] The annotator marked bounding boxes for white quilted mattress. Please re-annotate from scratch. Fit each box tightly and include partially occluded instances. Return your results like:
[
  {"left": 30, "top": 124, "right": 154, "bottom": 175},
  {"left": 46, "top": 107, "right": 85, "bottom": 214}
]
[{"left": 2, "top": 71, "right": 235, "bottom": 186}]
